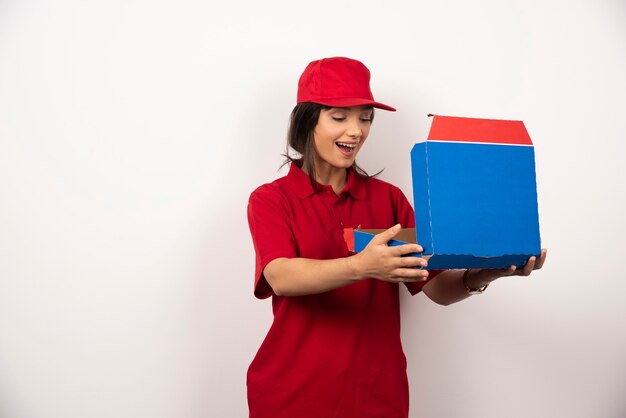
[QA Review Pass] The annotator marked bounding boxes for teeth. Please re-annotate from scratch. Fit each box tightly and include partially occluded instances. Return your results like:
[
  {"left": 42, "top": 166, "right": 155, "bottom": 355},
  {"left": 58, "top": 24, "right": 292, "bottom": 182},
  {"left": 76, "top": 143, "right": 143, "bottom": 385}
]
[{"left": 337, "top": 142, "right": 357, "bottom": 149}]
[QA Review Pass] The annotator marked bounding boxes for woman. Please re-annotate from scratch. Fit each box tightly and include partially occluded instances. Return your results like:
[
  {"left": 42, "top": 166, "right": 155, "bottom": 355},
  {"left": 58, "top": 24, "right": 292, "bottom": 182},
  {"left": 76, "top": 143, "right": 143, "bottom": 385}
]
[{"left": 247, "top": 57, "right": 547, "bottom": 418}]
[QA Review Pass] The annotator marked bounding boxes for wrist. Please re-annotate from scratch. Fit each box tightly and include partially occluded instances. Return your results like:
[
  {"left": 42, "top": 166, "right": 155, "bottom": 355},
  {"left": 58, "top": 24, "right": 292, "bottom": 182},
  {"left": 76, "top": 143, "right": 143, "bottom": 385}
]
[
  {"left": 347, "top": 253, "right": 366, "bottom": 281},
  {"left": 462, "top": 269, "right": 489, "bottom": 294}
]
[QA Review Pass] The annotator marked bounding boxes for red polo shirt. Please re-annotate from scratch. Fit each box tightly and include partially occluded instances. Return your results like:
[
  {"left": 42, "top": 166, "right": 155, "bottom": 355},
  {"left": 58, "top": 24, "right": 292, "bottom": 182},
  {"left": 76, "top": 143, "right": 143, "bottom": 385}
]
[{"left": 247, "top": 163, "right": 437, "bottom": 418}]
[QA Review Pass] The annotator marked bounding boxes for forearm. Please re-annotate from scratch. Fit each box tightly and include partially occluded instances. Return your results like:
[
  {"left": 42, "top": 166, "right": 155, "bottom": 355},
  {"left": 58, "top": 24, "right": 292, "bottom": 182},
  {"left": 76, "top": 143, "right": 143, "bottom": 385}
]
[
  {"left": 264, "top": 256, "right": 363, "bottom": 297},
  {"left": 422, "top": 269, "right": 491, "bottom": 306},
  {"left": 263, "top": 225, "right": 430, "bottom": 297}
]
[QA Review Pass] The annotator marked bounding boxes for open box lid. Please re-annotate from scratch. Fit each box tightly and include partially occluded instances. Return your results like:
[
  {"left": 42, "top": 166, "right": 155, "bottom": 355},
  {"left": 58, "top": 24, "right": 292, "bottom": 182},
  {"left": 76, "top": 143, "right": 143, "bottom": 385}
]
[{"left": 353, "top": 114, "right": 541, "bottom": 270}]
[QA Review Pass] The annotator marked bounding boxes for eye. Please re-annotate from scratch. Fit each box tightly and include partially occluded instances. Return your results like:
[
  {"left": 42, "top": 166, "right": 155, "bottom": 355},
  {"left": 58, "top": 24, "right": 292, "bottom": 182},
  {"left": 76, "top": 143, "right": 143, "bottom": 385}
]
[
  {"left": 331, "top": 116, "right": 346, "bottom": 122},
  {"left": 360, "top": 117, "right": 372, "bottom": 122}
]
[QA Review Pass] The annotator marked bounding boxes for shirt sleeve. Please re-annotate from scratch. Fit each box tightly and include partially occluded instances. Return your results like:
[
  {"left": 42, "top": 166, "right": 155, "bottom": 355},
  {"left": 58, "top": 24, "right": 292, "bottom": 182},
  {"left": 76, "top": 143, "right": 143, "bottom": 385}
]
[
  {"left": 391, "top": 186, "right": 442, "bottom": 295},
  {"left": 248, "top": 185, "right": 297, "bottom": 299}
]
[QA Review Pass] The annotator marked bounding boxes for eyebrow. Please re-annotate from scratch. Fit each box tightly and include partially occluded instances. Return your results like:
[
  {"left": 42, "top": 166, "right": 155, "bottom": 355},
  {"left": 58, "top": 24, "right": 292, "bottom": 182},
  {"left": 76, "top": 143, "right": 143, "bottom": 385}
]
[{"left": 328, "top": 107, "right": 373, "bottom": 113}]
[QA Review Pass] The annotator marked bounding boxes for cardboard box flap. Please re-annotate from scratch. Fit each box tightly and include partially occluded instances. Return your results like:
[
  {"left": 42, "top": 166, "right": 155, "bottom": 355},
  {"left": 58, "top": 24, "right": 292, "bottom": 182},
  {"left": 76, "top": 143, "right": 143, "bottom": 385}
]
[{"left": 427, "top": 114, "right": 533, "bottom": 146}]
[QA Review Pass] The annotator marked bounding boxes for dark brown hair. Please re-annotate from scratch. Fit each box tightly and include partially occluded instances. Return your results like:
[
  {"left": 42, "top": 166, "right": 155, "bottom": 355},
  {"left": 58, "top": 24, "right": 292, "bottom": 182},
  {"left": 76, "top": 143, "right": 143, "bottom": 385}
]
[{"left": 282, "top": 102, "right": 381, "bottom": 185}]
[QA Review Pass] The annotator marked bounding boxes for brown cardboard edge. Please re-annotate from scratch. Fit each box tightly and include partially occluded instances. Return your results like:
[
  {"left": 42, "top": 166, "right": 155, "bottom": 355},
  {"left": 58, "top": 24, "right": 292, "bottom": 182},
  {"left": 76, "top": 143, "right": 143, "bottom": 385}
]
[
  {"left": 359, "top": 228, "right": 417, "bottom": 243},
  {"left": 357, "top": 228, "right": 432, "bottom": 260}
]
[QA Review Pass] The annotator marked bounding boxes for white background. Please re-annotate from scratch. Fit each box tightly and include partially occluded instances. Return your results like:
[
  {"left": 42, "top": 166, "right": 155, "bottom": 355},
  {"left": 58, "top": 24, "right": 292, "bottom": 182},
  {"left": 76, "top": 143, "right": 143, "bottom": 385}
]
[{"left": 1, "top": 1, "right": 625, "bottom": 417}]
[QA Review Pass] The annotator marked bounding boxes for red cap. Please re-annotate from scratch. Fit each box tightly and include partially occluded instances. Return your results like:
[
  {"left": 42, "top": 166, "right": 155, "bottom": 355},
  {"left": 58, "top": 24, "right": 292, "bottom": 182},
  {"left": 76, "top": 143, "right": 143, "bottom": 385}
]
[{"left": 297, "top": 57, "right": 396, "bottom": 111}]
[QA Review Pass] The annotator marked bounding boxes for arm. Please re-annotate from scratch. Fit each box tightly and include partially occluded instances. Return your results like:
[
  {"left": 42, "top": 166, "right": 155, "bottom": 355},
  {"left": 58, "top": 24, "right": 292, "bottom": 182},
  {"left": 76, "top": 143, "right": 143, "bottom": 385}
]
[
  {"left": 422, "top": 248, "right": 548, "bottom": 306},
  {"left": 264, "top": 225, "right": 430, "bottom": 297}
]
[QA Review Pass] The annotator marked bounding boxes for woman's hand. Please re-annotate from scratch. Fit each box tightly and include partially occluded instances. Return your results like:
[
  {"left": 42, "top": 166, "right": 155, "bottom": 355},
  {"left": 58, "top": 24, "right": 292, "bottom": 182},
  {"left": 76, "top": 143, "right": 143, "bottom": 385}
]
[
  {"left": 465, "top": 248, "right": 548, "bottom": 288},
  {"left": 350, "top": 224, "right": 429, "bottom": 283},
  {"left": 422, "top": 249, "right": 548, "bottom": 305}
]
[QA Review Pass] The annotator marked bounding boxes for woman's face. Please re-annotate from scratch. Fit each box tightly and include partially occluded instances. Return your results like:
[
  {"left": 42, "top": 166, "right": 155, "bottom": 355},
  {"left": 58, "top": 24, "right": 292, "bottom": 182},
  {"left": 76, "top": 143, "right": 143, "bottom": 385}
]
[{"left": 312, "top": 106, "right": 373, "bottom": 172}]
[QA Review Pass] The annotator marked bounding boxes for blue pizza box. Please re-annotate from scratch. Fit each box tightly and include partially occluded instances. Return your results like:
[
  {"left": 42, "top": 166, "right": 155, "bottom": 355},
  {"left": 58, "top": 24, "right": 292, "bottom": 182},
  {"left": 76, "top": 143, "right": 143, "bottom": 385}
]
[{"left": 354, "top": 115, "right": 541, "bottom": 270}]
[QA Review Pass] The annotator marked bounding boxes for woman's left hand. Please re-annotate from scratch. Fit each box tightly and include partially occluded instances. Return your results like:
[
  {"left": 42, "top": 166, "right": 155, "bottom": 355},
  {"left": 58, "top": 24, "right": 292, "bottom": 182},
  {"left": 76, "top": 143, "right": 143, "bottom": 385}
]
[
  {"left": 423, "top": 249, "right": 548, "bottom": 305},
  {"left": 471, "top": 248, "right": 548, "bottom": 285}
]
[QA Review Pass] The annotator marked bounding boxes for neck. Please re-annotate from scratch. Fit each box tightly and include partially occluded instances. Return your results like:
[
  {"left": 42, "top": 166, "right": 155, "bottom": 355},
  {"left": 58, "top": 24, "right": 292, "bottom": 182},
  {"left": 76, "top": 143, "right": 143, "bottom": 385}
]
[{"left": 304, "top": 161, "right": 348, "bottom": 195}]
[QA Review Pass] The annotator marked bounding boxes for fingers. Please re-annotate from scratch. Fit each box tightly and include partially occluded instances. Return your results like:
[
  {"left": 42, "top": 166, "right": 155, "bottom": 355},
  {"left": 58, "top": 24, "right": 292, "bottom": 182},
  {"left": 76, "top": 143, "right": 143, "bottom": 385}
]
[
  {"left": 391, "top": 243, "right": 423, "bottom": 256},
  {"left": 507, "top": 250, "right": 544, "bottom": 278},
  {"left": 501, "top": 258, "right": 534, "bottom": 278},
  {"left": 396, "top": 255, "right": 427, "bottom": 268},
  {"left": 535, "top": 248, "right": 547, "bottom": 270},
  {"left": 519, "top": 248, "right": 547, "bottom": 276},
  {"left": 369, "top": 225, "right": 424, "bottom": 252},
  {"left": 476, "top": 248, "right": 548, "bottom": 283},
  {"left": 519, "top": 256, "right": 535, "bottom": 276},
  {"left": 367, "top": 225, "right": 423, "bottom": 256},
  {"left": 387, "top": 268, "right": 430, "bottom": 282},
  {"left": 362, "top": 225, "right": 430, "bottom": 283},
  {"left": 370, "top": 224, "right": 401, "bottom": 245},
  {"left": 380, "top": 257, "right": 428, "bottom": 284},
  {"left": 502, "top": 265, "right": 517, "bottom": 276}
]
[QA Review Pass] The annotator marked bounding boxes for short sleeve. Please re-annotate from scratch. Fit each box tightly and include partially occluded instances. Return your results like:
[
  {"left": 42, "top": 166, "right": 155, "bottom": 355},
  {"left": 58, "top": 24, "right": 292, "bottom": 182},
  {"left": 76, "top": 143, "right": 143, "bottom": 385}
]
[
  {"left": 390, "top": 186, "right": 444, "bottom": 295},
  {"left": 248, "top": 185, "right": 298, "bottom": 299}
]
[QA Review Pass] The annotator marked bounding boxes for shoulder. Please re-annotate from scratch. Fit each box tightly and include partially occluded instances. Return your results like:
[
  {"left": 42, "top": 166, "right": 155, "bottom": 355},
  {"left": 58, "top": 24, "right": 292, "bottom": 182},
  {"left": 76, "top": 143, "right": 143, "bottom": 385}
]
[
  {"left": 249, "top": 171, "right": 291, "bottom": 197},
  {"left": 249, "top": 180, "right": 281, "bottom": 201},
  {"left": 248, "top": 175, "right": 293, "bottom": 211},
  {"left": 361, "top": 176, "right": 406, "bottom": 199}
]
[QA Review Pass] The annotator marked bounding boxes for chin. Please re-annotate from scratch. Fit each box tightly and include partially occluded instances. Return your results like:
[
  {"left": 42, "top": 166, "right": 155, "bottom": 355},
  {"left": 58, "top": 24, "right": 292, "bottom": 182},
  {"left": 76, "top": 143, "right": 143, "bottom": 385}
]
[{"left": 334, "top": 159, "right": 355, "bottom": 169}]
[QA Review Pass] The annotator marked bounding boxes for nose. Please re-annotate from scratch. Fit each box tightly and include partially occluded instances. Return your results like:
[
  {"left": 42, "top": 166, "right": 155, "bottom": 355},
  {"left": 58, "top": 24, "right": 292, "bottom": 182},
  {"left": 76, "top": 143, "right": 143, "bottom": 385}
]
[
  {"left": 346, "top": 119, "right": 362, "bottom": 139},
  {"left": 347, "top": 130, "right": 361, "bottom": 139}
]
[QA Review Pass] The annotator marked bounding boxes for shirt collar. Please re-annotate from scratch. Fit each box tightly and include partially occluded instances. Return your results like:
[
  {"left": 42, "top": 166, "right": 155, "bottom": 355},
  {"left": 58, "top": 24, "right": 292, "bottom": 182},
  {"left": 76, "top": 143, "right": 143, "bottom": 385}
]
[{"left": 286, "top": 163, "right": 367, "bottom": 200}]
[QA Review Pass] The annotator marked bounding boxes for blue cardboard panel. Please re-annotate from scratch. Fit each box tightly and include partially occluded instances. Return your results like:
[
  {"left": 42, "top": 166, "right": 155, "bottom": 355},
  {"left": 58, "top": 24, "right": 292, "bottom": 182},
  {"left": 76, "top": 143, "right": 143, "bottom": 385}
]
[
  {"left": 413, "top": 141, "right": 541, "bottom": 257},
  {"left": 426, "top": 254, "right": 532, "bottom": 269},
  {"left": 353, "top": 230, "right": 373, "bottom": 253}
]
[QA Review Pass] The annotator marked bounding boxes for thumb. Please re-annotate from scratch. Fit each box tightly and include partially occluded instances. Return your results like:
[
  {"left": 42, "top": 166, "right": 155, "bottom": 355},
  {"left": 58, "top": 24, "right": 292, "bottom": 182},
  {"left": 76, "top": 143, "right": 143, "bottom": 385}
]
[{"left": 370, "top": 224, "right": 401, "bottom": 246}]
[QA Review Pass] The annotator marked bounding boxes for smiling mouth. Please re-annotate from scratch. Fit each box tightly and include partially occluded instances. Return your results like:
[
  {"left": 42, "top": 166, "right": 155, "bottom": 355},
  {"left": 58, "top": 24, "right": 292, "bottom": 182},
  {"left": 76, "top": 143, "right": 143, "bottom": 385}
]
[{"left": 336, "top": 142, "right": 358, "bottom": 152}]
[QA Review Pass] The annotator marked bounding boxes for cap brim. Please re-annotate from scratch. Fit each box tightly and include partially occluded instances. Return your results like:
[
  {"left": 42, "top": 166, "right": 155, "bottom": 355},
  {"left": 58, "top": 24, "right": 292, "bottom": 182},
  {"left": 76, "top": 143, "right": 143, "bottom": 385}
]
[{"left": 306, "top": 97, "right": 396, "bottom": 112}]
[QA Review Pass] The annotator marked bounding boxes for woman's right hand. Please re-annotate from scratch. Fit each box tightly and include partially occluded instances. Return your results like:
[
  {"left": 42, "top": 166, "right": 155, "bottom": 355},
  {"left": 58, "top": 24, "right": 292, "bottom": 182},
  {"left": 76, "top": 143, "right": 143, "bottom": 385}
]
[{"left": 351, "top": 224, "right": 429, "bottom": 283}]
